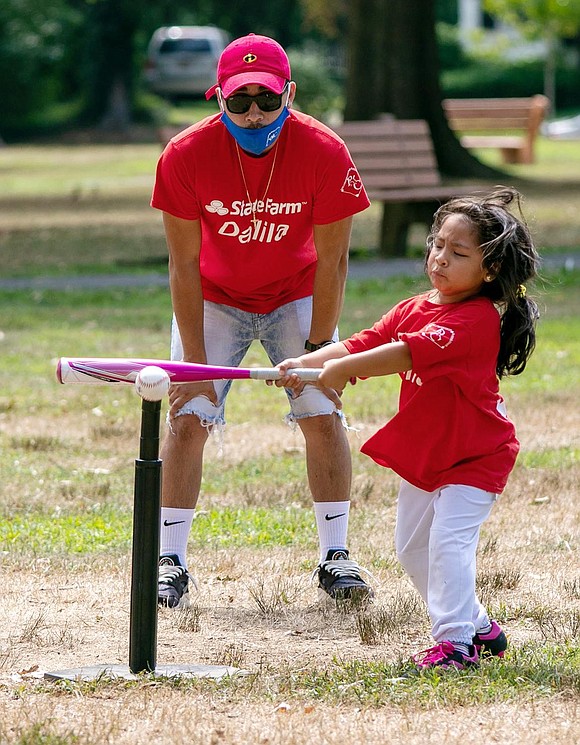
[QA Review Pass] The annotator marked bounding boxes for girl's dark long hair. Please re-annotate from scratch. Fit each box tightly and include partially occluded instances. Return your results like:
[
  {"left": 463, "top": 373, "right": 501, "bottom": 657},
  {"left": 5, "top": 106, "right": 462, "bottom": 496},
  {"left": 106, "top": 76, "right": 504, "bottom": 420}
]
[{"left": 427, "top": 187, "right": 540, "bottom": 378}]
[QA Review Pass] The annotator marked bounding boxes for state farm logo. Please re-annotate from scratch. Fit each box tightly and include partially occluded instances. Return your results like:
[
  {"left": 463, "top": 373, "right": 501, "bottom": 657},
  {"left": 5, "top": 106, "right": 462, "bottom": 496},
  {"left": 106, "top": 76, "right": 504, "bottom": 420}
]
[
  {"left": 205, "top": 200, "right": 229, "bottom": 215},
  {"left": 340, "top": 167, "right": 363, "bottom": 197},
  {"left": 421, "top": 323, "right": 455, "bottom": 349},
  {"left": 204, "top": 198, "right": 304, "bottom": 217}
]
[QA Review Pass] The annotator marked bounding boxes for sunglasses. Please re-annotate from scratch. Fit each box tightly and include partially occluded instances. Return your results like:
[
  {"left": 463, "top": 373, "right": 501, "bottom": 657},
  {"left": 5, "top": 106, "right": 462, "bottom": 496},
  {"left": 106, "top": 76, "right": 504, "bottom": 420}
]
[{"left": 225, "top": 86, "right": 288, "bottom": 114}]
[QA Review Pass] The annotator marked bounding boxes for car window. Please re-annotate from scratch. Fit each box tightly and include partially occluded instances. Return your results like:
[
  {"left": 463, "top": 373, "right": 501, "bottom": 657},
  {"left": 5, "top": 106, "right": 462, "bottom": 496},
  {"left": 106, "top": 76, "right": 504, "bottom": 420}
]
[{"left": 159, "top": 39, "right": 212, "bottom": 54}]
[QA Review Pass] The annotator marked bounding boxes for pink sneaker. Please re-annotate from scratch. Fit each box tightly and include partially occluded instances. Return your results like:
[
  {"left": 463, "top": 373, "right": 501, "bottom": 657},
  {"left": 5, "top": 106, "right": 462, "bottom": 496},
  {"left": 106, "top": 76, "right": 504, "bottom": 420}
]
[
  {"left": 473, "top": 620, "right": 508, "bottom": 658},
  {"left": 413, "top": 641, "right": 479, "bottom": 671}
]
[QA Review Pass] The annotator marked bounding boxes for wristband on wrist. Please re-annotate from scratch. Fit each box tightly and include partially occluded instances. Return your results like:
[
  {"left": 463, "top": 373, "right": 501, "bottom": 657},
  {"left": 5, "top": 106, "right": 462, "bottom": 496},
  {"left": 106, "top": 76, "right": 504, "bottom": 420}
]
[{"left": 304, "top": 339, "right": 334, "bottom": 353}]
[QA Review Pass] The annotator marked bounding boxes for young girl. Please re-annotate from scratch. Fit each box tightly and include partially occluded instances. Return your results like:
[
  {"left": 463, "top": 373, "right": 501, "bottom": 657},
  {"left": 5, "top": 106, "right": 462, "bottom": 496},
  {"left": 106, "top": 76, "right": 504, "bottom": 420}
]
[{"left": 277, "top": 187, "right": 540, "bottom": 670}]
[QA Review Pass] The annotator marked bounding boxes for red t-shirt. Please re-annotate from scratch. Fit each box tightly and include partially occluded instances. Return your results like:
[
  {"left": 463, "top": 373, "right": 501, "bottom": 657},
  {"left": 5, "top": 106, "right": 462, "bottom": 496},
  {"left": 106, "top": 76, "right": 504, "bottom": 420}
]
[
  {"left": 151, "top": 111, "right": 370, "bottom": 313},
  {"left": 343, "top": 293, "right": 519, "bottom": 493}
]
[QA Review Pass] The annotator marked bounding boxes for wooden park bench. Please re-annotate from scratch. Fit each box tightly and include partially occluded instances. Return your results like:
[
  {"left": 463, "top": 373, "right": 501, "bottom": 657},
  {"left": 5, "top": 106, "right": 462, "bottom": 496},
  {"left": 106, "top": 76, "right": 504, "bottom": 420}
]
[
  {"left": 442, "top": 95, "right": 549, "bottom": 165},
  {"left": 158, "top": 118, "right": 475, "bottom": 257},
  {"left": 333, "top": 118, "right": 476, "bottom": 256}
]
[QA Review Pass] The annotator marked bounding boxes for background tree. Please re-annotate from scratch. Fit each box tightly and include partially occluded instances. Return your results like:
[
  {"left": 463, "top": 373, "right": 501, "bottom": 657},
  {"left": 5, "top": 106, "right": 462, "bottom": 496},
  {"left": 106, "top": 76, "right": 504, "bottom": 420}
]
[
  {"left": 78, "top": 0, "right": 141, "bottom": 130},
  {"left": 194, "top": 0, "right": 304, "bottom": 47},
  {"left": 485, "top": 0, "right": 580, "bottom": 112},
  {"left": 0, "top": 0, "right": 80, "bottom": 133},
  {"left": 345, "top": 0, "right": 499, "bottom": 178}
]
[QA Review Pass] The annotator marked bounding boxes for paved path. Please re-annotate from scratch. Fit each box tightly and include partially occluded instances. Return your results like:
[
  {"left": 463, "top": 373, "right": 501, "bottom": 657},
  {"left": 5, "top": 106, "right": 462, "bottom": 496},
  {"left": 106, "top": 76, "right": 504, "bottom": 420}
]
[{"left": 0, "top": 254, "right": 576, "bottom": 291}]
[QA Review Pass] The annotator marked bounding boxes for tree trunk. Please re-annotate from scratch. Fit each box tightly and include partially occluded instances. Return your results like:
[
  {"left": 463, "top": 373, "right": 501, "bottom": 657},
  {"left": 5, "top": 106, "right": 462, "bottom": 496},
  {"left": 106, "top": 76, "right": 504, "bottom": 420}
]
[
  {"left": 82, "top": 0, "right": 139, "bottom": 132},
  {"left": 344, "top": 0, "right": 386, "bottom": 120},
  {"left": 99, "top": 78, "right": 132, "bottom": 132},
  {"left": 345, "top": 0, "right": 501, "bottom": 179}
]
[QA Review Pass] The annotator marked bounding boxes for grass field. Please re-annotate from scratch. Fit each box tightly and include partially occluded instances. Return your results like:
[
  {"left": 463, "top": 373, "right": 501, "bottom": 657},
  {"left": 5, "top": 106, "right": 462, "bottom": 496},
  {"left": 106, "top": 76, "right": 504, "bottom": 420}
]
[{"left": 0, "top": 136, "right": 578, "bottom": 744}]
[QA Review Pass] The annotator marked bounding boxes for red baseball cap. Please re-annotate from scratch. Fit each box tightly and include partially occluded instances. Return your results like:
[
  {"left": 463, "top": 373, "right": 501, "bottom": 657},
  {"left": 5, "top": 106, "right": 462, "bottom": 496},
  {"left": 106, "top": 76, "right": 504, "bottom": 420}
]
[{"left": 205, "top": 33, "right": 291, "bottom": 99}]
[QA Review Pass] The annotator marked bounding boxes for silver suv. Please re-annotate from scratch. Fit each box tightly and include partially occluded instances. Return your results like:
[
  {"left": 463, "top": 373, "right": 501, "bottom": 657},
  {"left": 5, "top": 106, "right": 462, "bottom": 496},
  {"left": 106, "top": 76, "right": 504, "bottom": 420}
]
[{"left": 144, "top": 26, "right": 230, "bottom": 99}]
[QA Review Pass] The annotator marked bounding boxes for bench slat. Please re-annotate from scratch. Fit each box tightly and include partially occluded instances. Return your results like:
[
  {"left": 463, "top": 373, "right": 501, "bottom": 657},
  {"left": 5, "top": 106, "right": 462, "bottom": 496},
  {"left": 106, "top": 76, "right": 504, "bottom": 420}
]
[
  {"left": 461, "top": 135, "right": 523, "bottom": 149},
  {"left": 336, "top": 119, "right": 429, "bottom": 136},
  {"left": 448, "top": 116, "right": 532, "bottom": 129},
  {"left": 349, "top": 154, "right": 437, "bottom": 170},
  {"left": 368, "top": 185, "right": 473, "bottom": 202},
  {"left": 443, "top": 95, "right": 549, "bottom": 164},
  {"left": 363, "top": 172, "right": 441, "bottom": 189}
]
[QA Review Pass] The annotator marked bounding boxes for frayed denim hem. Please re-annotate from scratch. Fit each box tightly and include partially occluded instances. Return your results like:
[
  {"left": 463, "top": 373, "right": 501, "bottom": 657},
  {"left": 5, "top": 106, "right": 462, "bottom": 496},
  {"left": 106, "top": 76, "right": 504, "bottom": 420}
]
[{"left": 284, "top": 409, "right": 358, "bottom": 433}]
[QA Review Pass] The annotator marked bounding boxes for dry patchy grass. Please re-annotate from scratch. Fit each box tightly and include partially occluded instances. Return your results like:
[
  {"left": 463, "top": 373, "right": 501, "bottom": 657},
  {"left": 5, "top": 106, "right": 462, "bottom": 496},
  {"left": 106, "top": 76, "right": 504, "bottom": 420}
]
[{"left": 1, "top": 389, "right": 578, "bottom": 744}]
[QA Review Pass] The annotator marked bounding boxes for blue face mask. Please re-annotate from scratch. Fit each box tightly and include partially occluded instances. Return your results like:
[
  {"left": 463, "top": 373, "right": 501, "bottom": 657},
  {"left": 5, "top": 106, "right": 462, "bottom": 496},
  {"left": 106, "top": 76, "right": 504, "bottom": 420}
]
[{"left": 221, "top": 106, "right": 290, "bottom": 155}]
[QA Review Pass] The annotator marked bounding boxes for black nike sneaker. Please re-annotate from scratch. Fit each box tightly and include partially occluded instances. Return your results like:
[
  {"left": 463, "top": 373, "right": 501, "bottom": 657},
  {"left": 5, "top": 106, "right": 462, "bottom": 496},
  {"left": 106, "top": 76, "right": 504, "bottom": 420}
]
[
  {"left": 314, "top": 549, "right": 374, "bottom": 604},
  {"left": 158, "top": 554, "right": 191, "bottom": 608}
]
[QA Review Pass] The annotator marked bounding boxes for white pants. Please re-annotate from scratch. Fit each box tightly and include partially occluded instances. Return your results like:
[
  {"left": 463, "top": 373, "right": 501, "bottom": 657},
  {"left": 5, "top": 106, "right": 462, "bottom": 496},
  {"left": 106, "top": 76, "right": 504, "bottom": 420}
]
[{"left": 395, "top": 480, "right": 497, "bottom": 644}]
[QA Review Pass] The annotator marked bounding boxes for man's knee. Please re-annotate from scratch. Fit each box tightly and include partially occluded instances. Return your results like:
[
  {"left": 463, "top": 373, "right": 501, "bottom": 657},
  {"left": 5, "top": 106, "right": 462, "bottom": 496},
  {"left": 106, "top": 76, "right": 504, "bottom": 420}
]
[
  {"left": 167, "top": 413, "right": 210, "bottom": 445},
  {"left": 298, "top": 412, "right": 345, "bottom": 441}
]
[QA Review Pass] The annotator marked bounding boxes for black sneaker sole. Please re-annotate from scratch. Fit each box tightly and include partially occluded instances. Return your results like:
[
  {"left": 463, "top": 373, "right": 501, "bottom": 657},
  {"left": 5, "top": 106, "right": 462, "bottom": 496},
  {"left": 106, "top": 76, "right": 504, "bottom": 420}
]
[{"left": 318, "top": 585, "right": 374, "bottom": 607}]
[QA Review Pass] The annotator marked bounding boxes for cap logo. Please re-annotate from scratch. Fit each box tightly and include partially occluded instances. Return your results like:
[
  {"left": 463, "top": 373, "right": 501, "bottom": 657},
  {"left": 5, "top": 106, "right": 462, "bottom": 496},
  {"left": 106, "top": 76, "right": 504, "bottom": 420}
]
[{"left": 243, "top": 53, "right": 257, "bottom": 64}]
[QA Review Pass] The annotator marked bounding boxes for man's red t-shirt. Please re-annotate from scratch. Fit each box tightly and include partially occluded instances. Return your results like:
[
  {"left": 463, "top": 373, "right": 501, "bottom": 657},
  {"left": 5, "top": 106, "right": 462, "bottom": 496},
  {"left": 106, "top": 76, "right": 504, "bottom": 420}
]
[
  {"left": 151, "top": 111, "right": 370, "bottom": 313},
  {"left": 343, "top": 293, "right": 519, "bottom": 493}
]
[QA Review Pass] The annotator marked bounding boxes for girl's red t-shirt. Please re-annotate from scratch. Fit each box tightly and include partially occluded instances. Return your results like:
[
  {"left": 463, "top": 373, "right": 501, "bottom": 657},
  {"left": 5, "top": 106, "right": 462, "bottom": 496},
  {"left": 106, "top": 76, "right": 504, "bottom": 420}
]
[
  {"left": 152, "top": 111, "right": 370, "bottom": 313},
  {"left": 344, "top": 293, "right": 519, "bottom": 493}
]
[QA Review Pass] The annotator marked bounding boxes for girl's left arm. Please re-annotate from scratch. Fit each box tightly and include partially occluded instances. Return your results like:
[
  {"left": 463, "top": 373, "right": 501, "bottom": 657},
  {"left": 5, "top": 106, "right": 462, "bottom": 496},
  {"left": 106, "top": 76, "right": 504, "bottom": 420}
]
[{"left": 319, "top": 341, "right": 412, "bottom": 393}]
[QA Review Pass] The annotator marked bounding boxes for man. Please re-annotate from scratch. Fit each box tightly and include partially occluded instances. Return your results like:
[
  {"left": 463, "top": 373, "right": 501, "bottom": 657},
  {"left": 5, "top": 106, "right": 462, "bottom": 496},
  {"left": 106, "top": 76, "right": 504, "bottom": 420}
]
[{"left": 151, "top": 33, "right": 372, "bottom": 608}]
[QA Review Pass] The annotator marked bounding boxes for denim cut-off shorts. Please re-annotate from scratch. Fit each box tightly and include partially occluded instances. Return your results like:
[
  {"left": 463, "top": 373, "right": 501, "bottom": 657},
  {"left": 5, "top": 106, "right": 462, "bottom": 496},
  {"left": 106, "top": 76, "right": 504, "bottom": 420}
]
[{"left": 170, "top": 297, "right": 343, "bottom": 429}]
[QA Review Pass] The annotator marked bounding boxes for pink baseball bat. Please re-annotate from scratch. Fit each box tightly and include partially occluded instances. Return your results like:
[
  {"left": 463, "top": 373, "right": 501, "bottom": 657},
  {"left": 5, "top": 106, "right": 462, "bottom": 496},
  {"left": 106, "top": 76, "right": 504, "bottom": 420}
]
[{"left": 56, "top": 357, "right": 322, "bottom": 385}]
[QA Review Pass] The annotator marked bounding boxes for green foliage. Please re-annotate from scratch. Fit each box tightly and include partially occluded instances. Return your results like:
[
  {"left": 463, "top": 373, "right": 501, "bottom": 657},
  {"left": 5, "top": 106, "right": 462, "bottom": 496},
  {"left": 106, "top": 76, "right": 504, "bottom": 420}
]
[
  {"left": 436, "top": 0, "right": 459, "bottom": 25},
  {"left": 0, "top": 1, "right": 81, "bottom": 132},
  {"left": 481, "top": 0, "right": 580, "bottom": 109},
  {"left": 288, "top": 48, "right": 343, "bottom": 120},
  {"left": 442, "top": 58, "right": 580, "bottom": 107},
  {"left": 436, "top": 22, "right": 468, "bottom": 70},
  {"left": 484, "top": 0, "right": 580, "bottom": 40}
]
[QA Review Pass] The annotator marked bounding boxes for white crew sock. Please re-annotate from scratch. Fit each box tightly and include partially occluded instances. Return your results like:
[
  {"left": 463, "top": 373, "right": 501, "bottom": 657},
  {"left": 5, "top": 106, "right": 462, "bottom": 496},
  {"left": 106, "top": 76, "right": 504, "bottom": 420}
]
[
  {"left": 159, "top": 507, "right": 195, "bottom": 568},
  {"left": 313, "top": 500, "right": 350, "bottom": 561}
]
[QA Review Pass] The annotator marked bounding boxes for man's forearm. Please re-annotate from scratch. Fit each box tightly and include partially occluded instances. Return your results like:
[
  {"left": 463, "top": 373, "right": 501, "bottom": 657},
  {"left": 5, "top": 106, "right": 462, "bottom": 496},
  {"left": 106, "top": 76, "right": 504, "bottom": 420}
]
[
  {"left": 169, "top": 261, "right": 206, "bottom": 362},
  {"left": 308, "top": 253, "right": 348, "bottom": 343},
  {"left": 309, "top": 217, "right": 352, "bottom": 343}
]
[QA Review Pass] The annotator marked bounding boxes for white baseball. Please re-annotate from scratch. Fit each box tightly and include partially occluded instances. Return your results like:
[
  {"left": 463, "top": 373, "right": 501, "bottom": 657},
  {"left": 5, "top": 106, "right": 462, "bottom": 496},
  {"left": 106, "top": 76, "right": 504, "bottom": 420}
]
[{"left": 134, "top": 366, "right": 170, "bottom": 401}]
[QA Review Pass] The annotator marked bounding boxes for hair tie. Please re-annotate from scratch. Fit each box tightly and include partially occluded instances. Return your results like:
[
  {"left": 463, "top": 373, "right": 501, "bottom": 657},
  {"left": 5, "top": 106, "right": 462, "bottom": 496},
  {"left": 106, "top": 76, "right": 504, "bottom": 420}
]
[{"left": 517, "top": 284, "right": 526, "bottom": 298}]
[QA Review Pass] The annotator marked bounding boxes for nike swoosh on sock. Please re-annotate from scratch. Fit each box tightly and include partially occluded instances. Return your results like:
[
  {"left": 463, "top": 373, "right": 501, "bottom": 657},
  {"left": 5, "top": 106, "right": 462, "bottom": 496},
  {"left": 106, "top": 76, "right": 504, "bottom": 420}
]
[
  {"left": 324, "top": 513, "right": 346, "bottom": 521},
  {"left": 163, "top": 520, "right": 186, "bottom": 527}
]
